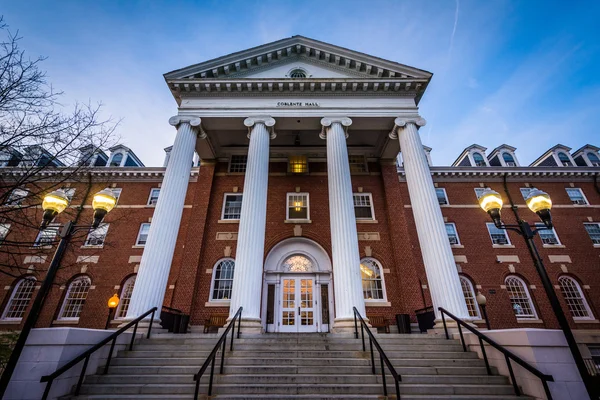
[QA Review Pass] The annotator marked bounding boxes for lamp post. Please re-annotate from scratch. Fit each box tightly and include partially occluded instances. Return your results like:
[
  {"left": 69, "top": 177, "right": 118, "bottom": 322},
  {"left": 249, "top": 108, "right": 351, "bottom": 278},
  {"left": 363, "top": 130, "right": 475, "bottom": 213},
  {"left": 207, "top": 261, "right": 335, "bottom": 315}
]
[
  {"left": 0, "top": 188, "right": 117, "bottom": 396},
  {"left": 476, "top": 291, "right": 490, "bottom": 330},
  {"left": 105, "top": 293, "right": 120, "bottom": 330},
  {"left": 478, "top": 187, "right": 595, "bottom": 398}
]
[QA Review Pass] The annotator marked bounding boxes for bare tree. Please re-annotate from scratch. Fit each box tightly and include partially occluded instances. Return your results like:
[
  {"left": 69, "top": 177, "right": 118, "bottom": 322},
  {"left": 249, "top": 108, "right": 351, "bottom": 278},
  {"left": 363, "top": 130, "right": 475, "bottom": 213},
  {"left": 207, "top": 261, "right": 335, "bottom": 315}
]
[{"left": 0, "top": 16, "right": 120, "bottom": 280}]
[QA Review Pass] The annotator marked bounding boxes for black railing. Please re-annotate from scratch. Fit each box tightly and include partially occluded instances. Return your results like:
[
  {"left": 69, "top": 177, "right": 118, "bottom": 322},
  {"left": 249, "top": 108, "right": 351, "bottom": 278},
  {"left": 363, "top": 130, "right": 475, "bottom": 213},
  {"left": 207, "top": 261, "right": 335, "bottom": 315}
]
[
  {"left": 353, "top": 307, "right": 401, "bottom": 399},
  {"left": 40, "top": 307, "right": 157, "bottom": 399},
  {"left": 439, "top": 307, "right": 554, "bottom": 399},
  {"left": 193, "top": 307, "right": 242, "bottom": 399}
]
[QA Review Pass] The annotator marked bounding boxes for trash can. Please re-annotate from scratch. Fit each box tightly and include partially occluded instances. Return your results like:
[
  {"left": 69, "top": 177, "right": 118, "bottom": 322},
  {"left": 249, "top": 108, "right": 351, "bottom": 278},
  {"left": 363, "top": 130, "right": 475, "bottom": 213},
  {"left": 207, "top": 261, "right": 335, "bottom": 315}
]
[
  {"left": 160, "top": 310, "right": 176, "bottom": 332},
  {"left": 395, "top": 314, "right": 411, "bottom": 334},
  {"left": 177, "top": 314, "right": 190, "bottom": 334},
  {"left": 415, "top": 306, "right": 435, "bottom": 333}
]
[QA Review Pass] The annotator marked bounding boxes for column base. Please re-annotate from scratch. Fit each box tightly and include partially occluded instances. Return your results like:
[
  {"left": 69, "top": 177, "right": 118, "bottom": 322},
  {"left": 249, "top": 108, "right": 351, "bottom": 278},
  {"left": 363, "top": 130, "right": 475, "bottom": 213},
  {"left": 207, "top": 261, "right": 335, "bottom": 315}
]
[{"left": 219, "top": 317, "right": 263, "bottom": 334}]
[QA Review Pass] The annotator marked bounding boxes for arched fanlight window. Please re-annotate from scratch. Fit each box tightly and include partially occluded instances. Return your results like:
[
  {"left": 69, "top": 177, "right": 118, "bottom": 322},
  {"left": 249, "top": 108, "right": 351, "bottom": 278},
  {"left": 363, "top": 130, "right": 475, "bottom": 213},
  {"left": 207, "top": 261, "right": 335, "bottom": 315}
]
[
  {"left": 459, "top": 276, "right": 480, "bottom": 318},
  {"left": 109, "top": 153, "right": 123, "bottom": 167},
  {"left": 502, "top": 152, "right": 516, "bottom": 166},
  {"left": 289, "top": 69, "right": 307, "bottom": 78},
  {"left": 210, "top": 259, "right": 235, "bottom": 301},
  {"left": 587, "top": 152, "right": 600, "bottom": 166},
  {"left": 360, "top": 258, "right": 386, "bottom": 301},
  {"left": 58, "top": 276, "right": 92, "bottom": 320},
  {"left": 283, "top": 255, "right": 313, "bottom": 272},
  {"left": 558, "top": 276, "right": 594, "bottom": 319},
  {"left": 505, "top": 276, "right": 537, "bottom": 319},
  {"left": 115, "top": 275, "right": 136, "bottom": 319},
  {"left": 472, "top": 152, "right": 486, "bottom": 166},
  {"left": 1, "top": 276, "right": 36, "bottom": 320},
  {"left": 557, "top": 152, "right": 572, "bottom": 166}
]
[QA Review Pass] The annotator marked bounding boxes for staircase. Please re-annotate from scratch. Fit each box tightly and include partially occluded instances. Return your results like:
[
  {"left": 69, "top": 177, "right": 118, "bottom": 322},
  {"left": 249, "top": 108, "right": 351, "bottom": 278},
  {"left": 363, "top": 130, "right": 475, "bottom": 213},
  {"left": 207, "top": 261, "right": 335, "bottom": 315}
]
[{"left": 66, "top": 332, "right": 528, "bottom": 399}]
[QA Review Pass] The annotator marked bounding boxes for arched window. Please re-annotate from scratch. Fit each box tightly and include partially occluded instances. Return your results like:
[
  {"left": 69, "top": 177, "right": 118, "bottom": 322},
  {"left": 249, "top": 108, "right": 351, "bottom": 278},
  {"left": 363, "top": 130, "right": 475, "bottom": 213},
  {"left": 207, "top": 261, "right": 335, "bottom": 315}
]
[
  {"left": 558, "top": 276, "right": 594, "bottom": 319},
  {"left": 210, "top": 259, "right": 235, "bottom": 301},
  {"left": 505, "top": 276, "right": 537, "bottom": 319},
  {"left": 502, "top": 152, "right": 516, "bottom": 166},
  {"left": 587, "top": 152, "right": 600, "bottom": 167},
  {"left": 472, "top": 152, "right": 486, "bottom": 166},
  {"left": 459, "top": 276, "right": 480, "bottom": 318},
  {"left": 557, "top": 152, "right": 572, "bottom": 166},
  {"left": 283, "top": 255, "right": 313, "bottom": 272},
  {"left": 115, "top": 275, "right": 136, "bottom": 319},
  {"left": 289, "top": 69, "right": 307, "bottom": 78},
  {"left": 109, "top": 153, "right": 123, "bottom": 167},
  {"left": 360, "top": 258, "right": 386, "bottom": 301},
  {"left": 1, "top": 277, "right": 36, "bottom": 320},
  {"left": 58, "top": 276, "right": 92, "bottom": 320}
]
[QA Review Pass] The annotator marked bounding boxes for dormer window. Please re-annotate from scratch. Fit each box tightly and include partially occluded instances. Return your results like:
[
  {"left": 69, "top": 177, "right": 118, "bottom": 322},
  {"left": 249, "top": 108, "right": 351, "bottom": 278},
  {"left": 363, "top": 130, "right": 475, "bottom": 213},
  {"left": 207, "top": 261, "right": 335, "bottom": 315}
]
[
  {"left": 502, "top": 152, "right": 516, "bottom": 166},
  {"left": 289, "top": 69, "right": 307, "bottom": 78},
  {"left": 110, "top": 153, "right": 123, "bottom": 167},
  {"left": 473, "top": 152, "right": 486, "bottom": 166},
  {"left": 557, "top": 152, "right": 572, "bottom": 166},
  {"left": 588, "top": 152, "right": 600, "bottom": 167}
]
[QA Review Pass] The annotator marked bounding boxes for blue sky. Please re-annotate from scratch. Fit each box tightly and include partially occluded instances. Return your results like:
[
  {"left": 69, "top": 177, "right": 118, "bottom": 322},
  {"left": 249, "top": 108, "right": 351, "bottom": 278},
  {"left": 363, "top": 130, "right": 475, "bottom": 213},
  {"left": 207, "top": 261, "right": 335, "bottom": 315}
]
[{"left": 3, "top": 1, "right": 599, "bottom": 166}]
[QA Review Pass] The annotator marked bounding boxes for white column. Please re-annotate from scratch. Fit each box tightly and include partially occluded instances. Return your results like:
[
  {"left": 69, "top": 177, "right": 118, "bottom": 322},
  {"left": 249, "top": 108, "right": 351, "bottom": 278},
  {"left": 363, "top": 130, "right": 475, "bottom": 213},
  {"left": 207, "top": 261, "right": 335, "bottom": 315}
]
[
  {"left": 320, "top": 117, "right": 366, "bottom": 331},
  {"left": 392, "top": 117, "right": 470, "bottom": 320},
  {"left": 228, "top": 116, "right": 275, "bottom": 332},
  {"left": 126, "top": 116, "right": 203, "bottom": 320}
]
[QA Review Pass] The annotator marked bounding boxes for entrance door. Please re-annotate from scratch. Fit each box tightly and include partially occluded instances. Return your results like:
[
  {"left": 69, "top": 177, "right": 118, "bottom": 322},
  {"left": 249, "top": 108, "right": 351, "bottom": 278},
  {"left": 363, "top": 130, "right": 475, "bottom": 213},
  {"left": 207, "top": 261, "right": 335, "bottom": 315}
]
[{"left": 279, "top": 276, "right": 317, "bottom": 333}]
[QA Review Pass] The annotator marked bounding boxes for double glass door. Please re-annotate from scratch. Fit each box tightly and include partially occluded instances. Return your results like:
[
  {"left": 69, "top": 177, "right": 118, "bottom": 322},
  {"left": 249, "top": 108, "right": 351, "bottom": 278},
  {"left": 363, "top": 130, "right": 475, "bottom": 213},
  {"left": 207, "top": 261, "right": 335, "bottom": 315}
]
[{"left": 280, "top": 276, "right": 316, "bottom": 332}]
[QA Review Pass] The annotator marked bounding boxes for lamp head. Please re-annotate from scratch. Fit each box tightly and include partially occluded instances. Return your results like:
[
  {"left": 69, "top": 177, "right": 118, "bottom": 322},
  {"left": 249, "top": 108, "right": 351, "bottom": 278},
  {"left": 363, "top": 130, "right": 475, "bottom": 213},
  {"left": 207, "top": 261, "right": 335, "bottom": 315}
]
[
  {"left": 107, "top": 293, "right": 120, "bottom": 309},
  {"left": 525, "top": 188, "right": 553, "bottom": 228},
  {"left": 478, "top": 188, "right": 503, "bottom": 228},
  {"left": 476, "top": 291, "right": 487, "bottom": 306},
  {"left": 41, "top": 189, "right": 70, "bottom": 229},
  {"left": 92, "top": 189, "right": 117, "bottom": 228}
]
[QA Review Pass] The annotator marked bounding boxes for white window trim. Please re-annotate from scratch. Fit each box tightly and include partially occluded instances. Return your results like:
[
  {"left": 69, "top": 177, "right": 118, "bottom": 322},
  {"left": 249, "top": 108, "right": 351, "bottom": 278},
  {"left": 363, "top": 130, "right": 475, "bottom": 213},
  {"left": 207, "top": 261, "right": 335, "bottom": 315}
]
[
  {"left": 360, "top": 257, "right": 388, "bottom": 303},
  {"left": 209, "top": 258, "right": 235, "bottom": 302},
  {"left": 221, "top": 193, "right": 243, "bottom": 221},
  {"left": 565, "top": 188, "right": 589, "bottom": 206},
  {"left": 286, "top": 192, "right": 310, "bottom": 221},
  {"left": 505, "top": 275, "right": 538, "bottom": 319},
  {"left": 111, "top": 188, "right": 122, "bottom": 205},
  {"left": 83, "top": 223, "right": 109, "bottom": 247},
  {"left": 459, "top": 276, "right": 481, "bottom": 319},
  {"left": 147, "top": 188, "right": 160, "bottom": 206},
  {"left": 0, "top": 223, "right": 10, "bottom": 244},
  {"left": 135, "top": 223, "right": 151, "bottom": 247},
  {"left": 474, "top": 188, "right": 486, "bottom": 199},
  {"left": 584, "top": 222, "right": 600, "bottom": 245},
  {"left": 57, "top": 276, "right": 91, "bottom": 321},
  {"left": 445, "top": 222, "right": 461, "bottom": 245},
  {"left": 228, "top": 154, "right": 248, "bottom": 173},
  {"left": 6, "top": 188, "right": 28, "bottom": 206},
  {"left": 1, "top": 277, "right": 36, "bottom": 321},
  {"left": 353, "top": 193, "right": 376, "bottom": 221},
  {"left": 486, "top": 223, "right": 511, "bottom": 246},
  {"left": 33, "top": 224, "right": 60, "bottom": 247},
  {"left": 534, "top": 223, "right": 561, "bottom": 246},
  {"left": 348, "top": 154, "right": 369, "bottom": 173},
  {"left": 436, "top": 188, "right": 449, "bottom": 205},
  {"left": 115, "top": 275, "right": 136, "bottom": 320},
  {"left": 520, "top": 188, "right": 531, "bottom": 201},
  {"left": 559, "top": 276, "right": 595, "bottom": 320}
]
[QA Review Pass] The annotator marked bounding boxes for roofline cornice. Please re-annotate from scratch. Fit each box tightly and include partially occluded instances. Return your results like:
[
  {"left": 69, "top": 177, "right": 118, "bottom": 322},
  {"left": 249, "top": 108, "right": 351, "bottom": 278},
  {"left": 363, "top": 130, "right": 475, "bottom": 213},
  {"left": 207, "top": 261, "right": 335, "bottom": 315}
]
[{"left": 397, "top": 166, "right": 600, "bottom": 180}]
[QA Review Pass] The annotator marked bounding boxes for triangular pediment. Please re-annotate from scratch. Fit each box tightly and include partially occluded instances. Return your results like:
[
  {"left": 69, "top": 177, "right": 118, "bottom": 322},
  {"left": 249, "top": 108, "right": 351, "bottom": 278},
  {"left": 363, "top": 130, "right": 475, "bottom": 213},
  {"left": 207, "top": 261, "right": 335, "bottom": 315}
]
[{"left": 164, "top": 35, "right": 432, "bottom": 81}]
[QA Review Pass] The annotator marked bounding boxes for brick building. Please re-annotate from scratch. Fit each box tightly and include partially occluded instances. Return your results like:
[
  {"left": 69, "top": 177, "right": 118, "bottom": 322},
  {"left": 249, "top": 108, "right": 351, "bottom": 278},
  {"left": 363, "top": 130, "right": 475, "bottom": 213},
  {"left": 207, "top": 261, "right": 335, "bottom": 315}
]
[{"left": 1, "top": 36, "right": 599, "bottom": 359}]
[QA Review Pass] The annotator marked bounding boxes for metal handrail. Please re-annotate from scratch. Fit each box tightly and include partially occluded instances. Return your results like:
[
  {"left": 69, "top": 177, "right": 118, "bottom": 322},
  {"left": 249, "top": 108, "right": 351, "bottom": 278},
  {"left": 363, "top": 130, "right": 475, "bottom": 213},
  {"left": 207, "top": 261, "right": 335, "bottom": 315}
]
[
  {"left": 353, "top": 307, "right": 402, "bottom": 399},
  {"left": 439, "top": 307, "right": 554, "bottom": 399},
  {"left": 193, "top": 306, "right": 242, "bottom": 399},
  {"left": 40, "top": 307, "right": 157, "bottom": 399}
]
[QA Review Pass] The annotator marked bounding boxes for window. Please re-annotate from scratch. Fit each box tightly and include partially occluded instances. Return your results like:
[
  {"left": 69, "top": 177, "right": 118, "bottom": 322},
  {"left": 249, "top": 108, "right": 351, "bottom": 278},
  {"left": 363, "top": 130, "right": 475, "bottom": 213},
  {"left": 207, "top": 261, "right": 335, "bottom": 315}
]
[
  {"left": 486, "top": 223, "right": 510, "bottom": 245},
  {"left": 5, "top": 188, "right": 28, "bottom": 206},
  {"left": 34, "top": 224, "right": 59, "bottom": 247},
  {"left": 58, "top": 276, "right": 92, "bottom": 320},
  {"left": 588, "top": 152, "right": 600, "bottom": 167},
  {"left": 349, "top": 155, "right": 368, "bottom": 173},
  {"left": 505, "top": 276, "right": 537, "bottom": 319},
  {"left": 473, "top": 152, "right": 486, "bottom": 166},
  {"left": 558, "top": 152, "right": 572, "bottom": 166},
  {"left": 287, "top": 193, "right": 309, "bottom": 220},
  {"left": 566, "top": 188, "right": 588, "bottom": 205},
  {"left": 584, "top": 223, "right": 600, "bottom": 244},
  {"left": 534, "top": 223, "right": 560, "bottom": 245},
  {"left": 283, "top": 255, "right": 314, "bottom": 272},
  {"left": 503, "top": 152, "right": 516, "bottom": 166},
  {"left": 520, "top": 188, "right": 531, "bottom": 200},
  {"left": 115, "top": 275, "right": 136, "bottom": 319},
  {"left": 436, "top": 188, "right": 448, "bottom": 205},
  {"left": 136, "top": 223, "right": 151, "bottom": 246},
  {"left": 109, "top": 153, "right": 123, "bottom": 167},
  {"left": 1, "top": 277, "right": 36, "bottom": 320},
  {"left": 460, "top": 276, "right": 480, "bottom": 318},
  {"left": 353, "top": 193, "right": 375, "bottom": 220},
  {"left": 0, "top": 223, "right": 10, "bottom": 244},
  {"left": 289, "top": 155, "right": 308, "bottom": 173},
  {"left": 210, "top": 259, "right": 235, "bottom": 301},
  {"left": 590, "top": 347, "right": 600, "bottom": 371},
  {"left": 229, "top": 155, "right": 248, "bottom": 173},
  {"left": 474, "top": 187, "right": 486, "bottom": 199},
  {"left": 61, "top": 188, "right": 75, "bottom": 201},
  {"left": 147, "top": 188, "right": 160, "bottom": 205},
  {"left": 111, "top": 188, "right": 122, "bottom": 204},
  {"left": 84, "top": 223, "right": 109, "bottom": 247},
  {"left": 558, "top": 276, "right": 593, "bottom": 320},
  {"left": 360, "top": 258, "right": 386, "bottom": 301},
  {"left": 289, "top": 69, "right": 307, "bottom": 78},
  {"left": 445, "top": 223, "right": 460, "bottom": 245},
  {"left": 222, "top": 194, "right": 243, "bottom": 220}
]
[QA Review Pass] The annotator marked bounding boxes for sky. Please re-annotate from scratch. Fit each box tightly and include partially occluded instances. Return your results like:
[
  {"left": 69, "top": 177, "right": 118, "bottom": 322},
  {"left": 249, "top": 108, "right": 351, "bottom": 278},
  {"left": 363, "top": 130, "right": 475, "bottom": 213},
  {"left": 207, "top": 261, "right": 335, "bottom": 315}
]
[{"left": 2, "top": 1, "right": 600, "bottom": 167}]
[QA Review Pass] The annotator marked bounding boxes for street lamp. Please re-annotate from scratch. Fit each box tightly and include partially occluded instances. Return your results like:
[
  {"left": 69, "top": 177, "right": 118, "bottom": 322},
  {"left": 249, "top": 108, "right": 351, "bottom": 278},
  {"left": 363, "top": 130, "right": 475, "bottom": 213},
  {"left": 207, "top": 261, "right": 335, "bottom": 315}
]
[
  {"left": 478, "top": 186, "right": 595, "bottom": 397},
  {"left": 105, "top": 293, "right": 120, "bottom": 330},
  {"left": 0, "top": 188, "right": 117, "bottom": 396},
  {"left": 476, "top": 291, "right": 490, "bottom": 330}
]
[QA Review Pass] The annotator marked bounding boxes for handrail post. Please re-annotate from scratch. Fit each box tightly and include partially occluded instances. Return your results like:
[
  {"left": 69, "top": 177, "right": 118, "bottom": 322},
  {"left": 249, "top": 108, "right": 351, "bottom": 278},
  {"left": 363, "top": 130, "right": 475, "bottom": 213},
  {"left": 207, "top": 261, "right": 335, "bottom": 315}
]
[
  {"left": 208, "top": 351, "right": 216, "bottom": 396},
  {"left": 395, "top": 376, "right": 401, "bottom": 400},
  {"left": 220, "top": 335, "right": 226, "bottom": 374},
  {"left": 441, "top": 309, "right": 449, "bottom": 339},
  {"left": 505, "top": 354, "right": 521, "bottom": 396},
  {"left": 103, "top": 337, "right": 117, "bottom": 374},
  {"left": 129, "top": 321, "right": 139, "bottom": 351},
  {"left": 354, "top": 309, "right": 358, "bottom": 339},
  {"left": 379, "top": 353, "right": 388, "bottom": 397},
  {"left": 457, "top": 322, "right": 467, "bottom": 352},
  {"left": 230, "top": 316, "right": 235, "bottom": 351},
  {"left": 369, "top": 337, "right": 375, "bottom": 375},
  {"left": 74, "top": 355, "right": 90, "bottom": 396},
  {"left": 194, "top": 376, "right": 200, "bottom": 400},
  {"left": 479, "top": 336, "right": 491, "bottom": 375},
  {"left": 41, "top": 380, "right": 52, "bottom": 400},
  {"left": 360, "top": 322, "right": 365, "bottom": 351},
  {"left": 237, "top": 309, "right": 241, "bottom": 339},
  {"left": 147, "top": 308, "right": 156, "bottom": 338}
]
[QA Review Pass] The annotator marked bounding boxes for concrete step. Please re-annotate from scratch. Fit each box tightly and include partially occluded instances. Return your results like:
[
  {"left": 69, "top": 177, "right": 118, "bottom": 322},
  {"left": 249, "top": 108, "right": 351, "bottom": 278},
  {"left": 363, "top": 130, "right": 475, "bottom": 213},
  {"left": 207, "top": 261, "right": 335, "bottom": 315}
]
[
  {"left": 67, "top": 395, "right": 527, "bottom": 400},
  {"left": 133, "top": 342, "right": 465, "bottom": 351}
]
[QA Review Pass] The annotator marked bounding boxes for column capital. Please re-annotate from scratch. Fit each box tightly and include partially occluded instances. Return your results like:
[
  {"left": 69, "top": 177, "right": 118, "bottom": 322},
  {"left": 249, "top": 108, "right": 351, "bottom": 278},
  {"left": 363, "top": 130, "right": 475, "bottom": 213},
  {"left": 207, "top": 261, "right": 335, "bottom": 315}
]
[
  {"left": 389, "top": 117, "right": 427, "bottom": 139},
  {"left": 319, "top": 117, "right": 352, "bottom": 139},
  {"left": 244, "top": 116, "right": 276, "bottom": 139},
  {"left": 168, "top": 116, "right": 206, "bottom": 139}
]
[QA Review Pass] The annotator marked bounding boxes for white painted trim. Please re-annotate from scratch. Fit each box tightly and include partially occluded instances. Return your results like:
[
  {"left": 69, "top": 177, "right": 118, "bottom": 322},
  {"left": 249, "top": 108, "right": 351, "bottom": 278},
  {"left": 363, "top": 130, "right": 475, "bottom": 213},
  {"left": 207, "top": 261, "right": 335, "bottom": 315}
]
[
  {"left": 147, "top": 188, "right": 161, "bottom": 206},
  {"left": 220, "top": 192, "right": 243, "bottom": 221},
  {"left": 209, "top": 258, "right": 235, "bottom": 302},
  {"left": 286, "top": 192, "right": 310, "bottom": 221},
  {"left": 445, "top": 222, "right": 461, "bottom": 246},
  {"left": 435, "top": 187, "right": 449, "bottom": 205},
  {"left": 135, "top": 223, "right": 151, "bottom": 247},
  {"left": 558, "top": 276, "right": 595, "bottom": 320},
  {"left": 1, "top": 277, "right": 36, "bottom": 321},
  {"left": 360, "top": 257, "right": 388, "bottom": 303},
  {"left": 486, "top": 223, "right": 511, "bottom": 246},
  {"left": 565, "top": 187, "right": 589, "bottom": 205},
  {"left": 505, "top": 275, "right": 538, "bottom": 320},
  {"left": 57, "top": 276, "right": 92, "bottom": 321},
  {"left": 353, "top": 192, "right": 376, "bottom": 221}
]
